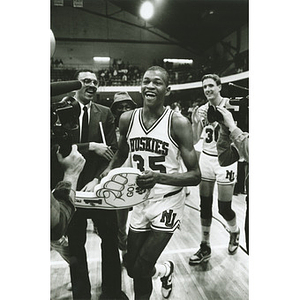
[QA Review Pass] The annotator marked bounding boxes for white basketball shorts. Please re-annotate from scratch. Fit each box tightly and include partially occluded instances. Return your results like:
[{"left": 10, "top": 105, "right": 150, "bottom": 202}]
[
  {"left": 200, "top": 152, "right": 237, "bottom": 185},
  {"left": 129, "top": 188, "right": 185, "bottom": 233}
]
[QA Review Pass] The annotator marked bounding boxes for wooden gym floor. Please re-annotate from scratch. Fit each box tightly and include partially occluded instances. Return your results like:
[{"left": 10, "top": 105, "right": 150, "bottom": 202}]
[{"left": 50, "top": 185, "right": 249, "bottom": 300}]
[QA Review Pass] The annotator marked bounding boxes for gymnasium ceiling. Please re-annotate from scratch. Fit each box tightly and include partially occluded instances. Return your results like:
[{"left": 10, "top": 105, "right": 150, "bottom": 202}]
[{"left": 108, "top": 0, "right": 249, "bottom": 55}]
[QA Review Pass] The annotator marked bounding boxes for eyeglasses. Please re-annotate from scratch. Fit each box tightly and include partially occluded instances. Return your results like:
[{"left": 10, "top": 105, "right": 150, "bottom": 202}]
[{"left": 81, "top": 78, "right": 99, "bottom": 86}]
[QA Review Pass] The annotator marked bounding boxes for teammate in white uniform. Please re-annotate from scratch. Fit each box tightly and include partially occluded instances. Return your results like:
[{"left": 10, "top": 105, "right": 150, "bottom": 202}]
[
  {"left": 189, "top": 74, "right": 240, "bottom": 265},
  {"left": 101, "top": 66, "right": 200, "bottom": 299}
]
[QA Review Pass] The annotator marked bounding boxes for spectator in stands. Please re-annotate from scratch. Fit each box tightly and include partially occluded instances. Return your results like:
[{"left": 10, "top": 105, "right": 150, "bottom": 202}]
[
  {"left": 122, "top": 73, "right": 128, "bottom": 86},
  {"left": 170, "top": 102, "right": 182, "bottom": 113}
]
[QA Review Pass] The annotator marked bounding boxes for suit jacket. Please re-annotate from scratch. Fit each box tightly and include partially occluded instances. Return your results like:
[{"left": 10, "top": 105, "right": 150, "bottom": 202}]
[
  {"left": 75, "top": 101, "right": 118, "bottom": 190},
  {"left": 50, "top": 101, "right": 118, "bottom": 191}
]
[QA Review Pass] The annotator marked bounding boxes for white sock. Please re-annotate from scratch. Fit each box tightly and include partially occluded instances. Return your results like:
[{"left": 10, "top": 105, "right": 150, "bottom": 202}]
[
  {"left": 227, "top": 223, "right": 238, "bottom": 233},
  {"left": 201, "top": 225, "right": 211, "bottom": 245},
  {"left": 153, "top": 263, "right": 168, "bottom": 278},
  {"left": 226, "top": 216, "right": 239, "bottom": 233}
]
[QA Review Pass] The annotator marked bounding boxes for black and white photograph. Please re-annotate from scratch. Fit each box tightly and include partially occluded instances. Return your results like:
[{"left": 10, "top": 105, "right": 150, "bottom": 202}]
[
  {"left": 50, "top": 1, "right": 248, "bottom": 299},
  {"left": 3, "top": 0, "right": 300, "bottom": 299}
]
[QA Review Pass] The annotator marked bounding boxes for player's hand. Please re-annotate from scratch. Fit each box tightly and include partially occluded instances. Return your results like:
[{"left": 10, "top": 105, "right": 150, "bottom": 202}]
[
  {"left": 136, "top": 170, "right": 158, "bottom": 189},
  {"left": 81, "top": 178, "right": 99, "bottom": 192},
  {"left": 191, "top": 106, "right": 206, "bottom": 124},
  {"left": 216, "top": 106, "right": 236, "bottom": 132},
  {"left": 191, "top": 106, "right": 200, "bottom": 124},
  {"left": 90, "top": 142, "right": 114, "bottom": 161}
]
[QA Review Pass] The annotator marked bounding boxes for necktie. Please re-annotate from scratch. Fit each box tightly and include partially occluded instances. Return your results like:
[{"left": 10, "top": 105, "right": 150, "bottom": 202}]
[{"left": 81, "top": 106, "right": 89, "bottom": 143}]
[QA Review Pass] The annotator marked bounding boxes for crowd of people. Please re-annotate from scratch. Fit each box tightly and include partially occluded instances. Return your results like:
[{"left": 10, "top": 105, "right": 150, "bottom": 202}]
[
  {"left": 51, "top": 59, "right": 145, "bottom": 86},
  {"left": 51, "top": 66, "right": 249, "bottom": 300},
  {"left": 50, "top": 52, "right": 248, "bottom": 86}
]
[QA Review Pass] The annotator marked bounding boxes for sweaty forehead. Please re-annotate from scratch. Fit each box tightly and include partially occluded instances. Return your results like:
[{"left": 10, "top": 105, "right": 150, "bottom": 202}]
[
  {"left": 78, "top": 72, "right": 97, "bottom": 80},
  {"left": 143, "top": 70, "right": 167, "bottom": 83}
]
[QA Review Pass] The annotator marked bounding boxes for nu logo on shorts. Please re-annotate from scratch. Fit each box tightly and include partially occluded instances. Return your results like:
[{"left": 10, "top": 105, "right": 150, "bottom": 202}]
[
  {"left": 160, "top": 210, "right": 177, "bottom": 227},
  {"left": 226, "top": 170, "right": 235, "bottom": 182}
]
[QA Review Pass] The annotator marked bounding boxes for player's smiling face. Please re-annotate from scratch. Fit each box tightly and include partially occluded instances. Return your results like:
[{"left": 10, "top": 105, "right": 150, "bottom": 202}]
[
  {"left": 203, "top": 78, "right": 221, "bottom": 102},
  {"left": 76, "top": 71, "right": 99, "bottom": 105},
  {"left": 141, "top": 70, "right": 170, "bottom": 107}
]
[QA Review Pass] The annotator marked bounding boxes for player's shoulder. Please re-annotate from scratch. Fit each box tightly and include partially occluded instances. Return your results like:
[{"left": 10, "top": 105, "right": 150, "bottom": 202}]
[
  {"left": 123, "top": 108, "right": 137, "bottom": 120},
  {"left": 119, "top": 109, "right": 136, "bottom": 128},
  {"left": 171, "top": 110, "right": 189, "bottom": 122},
  {"left": 171, "top": 111, "right": 191, "bottom": 130}
]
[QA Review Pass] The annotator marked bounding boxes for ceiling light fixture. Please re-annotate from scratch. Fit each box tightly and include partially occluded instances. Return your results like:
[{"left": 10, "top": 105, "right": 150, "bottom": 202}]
[
  {"left": 163, "top": 58, "right": 193, "bottom": 65},
  {"left": 140, "top": 1, "right": 154, "bottom": 20},
  {"left": 93, "top": 57, "right": 110, "bottom": 62}
]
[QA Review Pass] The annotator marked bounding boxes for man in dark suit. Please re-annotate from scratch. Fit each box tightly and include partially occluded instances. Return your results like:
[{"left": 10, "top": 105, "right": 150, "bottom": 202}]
[{"left": 66, "top": 69, "right": 128, "bottom": 300}]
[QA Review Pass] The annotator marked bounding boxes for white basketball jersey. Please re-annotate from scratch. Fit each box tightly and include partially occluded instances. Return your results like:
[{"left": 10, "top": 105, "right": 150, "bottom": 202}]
[
  {"left": 200, "top": 98, "right": 229, "bottom": 156},
  {"left": 126, "top": 107, "right": 182, "bottom": 199}
]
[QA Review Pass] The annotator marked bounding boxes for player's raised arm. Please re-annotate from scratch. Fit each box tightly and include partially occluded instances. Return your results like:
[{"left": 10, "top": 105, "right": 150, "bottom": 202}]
[{"left": 191, "top": 106, "right": 205, "bottom": 145}]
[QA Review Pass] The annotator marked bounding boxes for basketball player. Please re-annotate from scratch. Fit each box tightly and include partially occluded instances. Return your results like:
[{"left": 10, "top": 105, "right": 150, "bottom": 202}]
[
  {"left": 100, "top": 66, "right": 200, "bottom": 299},
  {"left": 189, "top": 74, "right": 240, "bottom": 265}
]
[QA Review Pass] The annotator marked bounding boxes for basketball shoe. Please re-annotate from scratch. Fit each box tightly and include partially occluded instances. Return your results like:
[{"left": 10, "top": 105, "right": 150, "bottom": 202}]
[
  {"left": 189, "top": 242, "right": 211, "bottom": 265},
  {"left": 228, "top": 227, "right": 240, "bottom": 255},
  {"left": 161, "top": 261, "right": 175, "bottom": 298}
]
